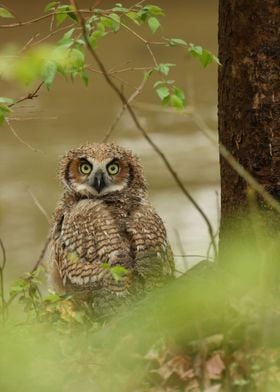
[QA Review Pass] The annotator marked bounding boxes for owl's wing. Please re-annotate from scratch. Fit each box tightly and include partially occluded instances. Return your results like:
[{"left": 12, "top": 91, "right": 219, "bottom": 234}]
[
  {"left": 50, "top": 197, "right": 131, "bottom": 295},
  {"left": 127, "top": 201, "right": 175, "bottom": 288}
]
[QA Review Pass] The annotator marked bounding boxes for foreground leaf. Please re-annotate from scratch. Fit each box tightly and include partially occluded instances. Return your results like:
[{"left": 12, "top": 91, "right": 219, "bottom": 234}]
[{"left": 0, "top": 7, "right": 14, "bottom": 18}]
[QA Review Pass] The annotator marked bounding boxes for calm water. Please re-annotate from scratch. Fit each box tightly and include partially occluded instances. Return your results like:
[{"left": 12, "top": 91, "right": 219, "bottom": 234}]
[{"left": 0, "top": 0, "right": 219, "bottom": 278}]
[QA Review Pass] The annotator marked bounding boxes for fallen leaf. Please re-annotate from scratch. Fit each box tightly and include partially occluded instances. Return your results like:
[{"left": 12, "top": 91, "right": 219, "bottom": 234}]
[{"left": 206, "top": 353, "right": 225, "bottom": 380}]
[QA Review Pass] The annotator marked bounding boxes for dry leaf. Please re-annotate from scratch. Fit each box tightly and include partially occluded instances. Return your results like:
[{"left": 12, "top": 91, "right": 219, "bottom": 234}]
[{"left": 206, "top": 353, "right": 225, "bottom": 380}]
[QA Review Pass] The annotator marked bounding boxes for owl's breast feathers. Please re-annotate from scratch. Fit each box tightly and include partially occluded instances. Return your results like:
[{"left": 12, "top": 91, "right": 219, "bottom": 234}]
[{"left": 50, "top": 193, "right": 174, "bottom": 298}]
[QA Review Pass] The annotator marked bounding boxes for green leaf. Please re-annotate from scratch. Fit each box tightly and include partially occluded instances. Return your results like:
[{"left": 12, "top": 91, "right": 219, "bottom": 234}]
[
  {"left": 155, "top": 63, "right": 175, "bottom": 76},
  {"left": 9, "top": 279, "right": 27, "bottom": 295},
  {"left": 153, "top": 80, "right": 165, "bottom": 88},
  {"left": 126, "top": 11, "right": 141, "bottom": 25},
  {"left": 67, "top": 48, "right": 85, "bottom": 71},
  {"left": 148, "top": 16, "right": 160, "bottom": 33},
  {"left": 156, "top": 86, "right": 169, "bottom": 101},
  {"left": 109, "top": 13, "right": 121, "bottom": 31},
  {"left": 143, "top": 5, "right": 164, "bottom": 17},
  {"left": 55, "top": 5, "right": 77, "bottom": 26},
  {"left": 76, "top": 39, "right": 85, "bottom": 46},
  {"left": 101, "top": 13, "right": 120, "bottom": 32},
  {"left": 0, "top": 97, "right": 15, "bottom": 105},
  {"left": 41, "top": 61, "right": 57, "bottom": 89},
  {"left": 170, "top": 94, "right": 184, "bottom": 109},
  {"left": 173, "top": 86, "right": 185, "bottom": 102},
  {"left": 144, "top": 69, "right": 153, "bottom": 81},
  {"left": 154, "top": 80, "right": 174, "bottom": 88},
  {"left": 0, "top": 7, "right": 14, "bottom": 18},
  {"left": 110, "top": 265, "right": 128, "bottom": 281},
  {"left": 112, "top": 3, "right": 128, "bottom": 13},
  {"left": 43, "top": 291, "right": 61, "bottom": 303},
  {"left": 166, "top": 38, "right": 188, "bottom": 47},
  {"left": 63, "top": 28, "right": 75, "bottom": 40},
  {"left": 188, "top": 43, "right": 220, "bottom": 68},
  {"left": 0, "top": 106, "right": 9, "bottom": 125},
  {"left": 44, "top": 1, "right": 59, "bottom": 12},
  {"left": 80, "top": 70, "right": 89, "bottom": 86},
  {"left": 89, "top": 22, "right": 106, "bottom": 49},
  {"left": 55, "top": 11, "right": 68, "bottom": 26},
  {"left": 57, "top": 29, "right": 75, "bottom": 47},
  {"left": 67, "top": 12, "right": 78, "bottom": 22}
]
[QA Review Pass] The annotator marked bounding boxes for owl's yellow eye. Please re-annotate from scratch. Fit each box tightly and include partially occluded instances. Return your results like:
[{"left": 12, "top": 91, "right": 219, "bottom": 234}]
[
  {"left": 79, "top": 162, "right": 92, "bottom": 175},
  {"left": 107, "top": 162, "right": 120, "bottom": 175}
]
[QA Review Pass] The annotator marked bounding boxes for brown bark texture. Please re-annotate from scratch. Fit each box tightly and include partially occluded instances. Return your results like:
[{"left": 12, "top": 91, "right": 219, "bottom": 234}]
[{"left": 218, "top": 0, "right": 280, "bottom": 234}]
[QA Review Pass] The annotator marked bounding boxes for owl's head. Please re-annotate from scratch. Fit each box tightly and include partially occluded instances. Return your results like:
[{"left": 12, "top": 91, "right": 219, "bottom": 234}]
[{"left": 59, "top": 143, "right": 147, "bottom": 198}]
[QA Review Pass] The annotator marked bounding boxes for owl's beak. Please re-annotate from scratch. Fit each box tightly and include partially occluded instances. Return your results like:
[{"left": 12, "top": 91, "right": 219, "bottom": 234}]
[{"left": 92, "top": 171, "right": 106, "bottom": 193}]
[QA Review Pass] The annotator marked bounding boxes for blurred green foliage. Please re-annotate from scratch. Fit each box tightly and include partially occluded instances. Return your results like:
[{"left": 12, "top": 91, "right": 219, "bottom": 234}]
[{"left": 1, "top": 216, "right": 280, "bottom": 391}]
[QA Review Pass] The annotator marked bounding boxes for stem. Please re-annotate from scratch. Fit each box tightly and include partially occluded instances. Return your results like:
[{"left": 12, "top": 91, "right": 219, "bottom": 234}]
[{"left": 0, "top": 238, "right": 7, "bottom": 322}]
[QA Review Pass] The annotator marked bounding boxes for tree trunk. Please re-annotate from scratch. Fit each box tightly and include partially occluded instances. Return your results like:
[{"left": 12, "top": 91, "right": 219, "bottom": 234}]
[{"left": 218, "top": 0, "right": 280, "bottom": 237}]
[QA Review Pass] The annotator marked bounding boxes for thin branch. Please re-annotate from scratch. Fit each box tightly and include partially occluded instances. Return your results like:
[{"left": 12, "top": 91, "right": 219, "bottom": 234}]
[
  {"left": 31, "top": 235, "right": 51, "bottom": 273},
  {"left": 5, "top": 118, "right": 43, "bottom": 153},
  {"left": 9, "top": 81, "right": 44, "bottom": 108},
  {"left": 28, "top": 189, "right": 51, "bottom": 223},
  {"left": 30, "top": 23, "right": 76, "bottom": 48},
  {"left": 19, "top": 33, "right": 40, "bottom": 54},
  {"left": 0, "top": 238, "right": 6, "bottom": 271},
  {"left": 70, "top": 0, "right": 218, "bottom": 259},
  {"left": 103, "top": 74, "right": 147, "bottom": 142},
  {"left": 0, "top": 9, "right": 93, "bottom": 29},
  {"left": 0, "top": 238, "right": 7, "bottom": 321},
  {"left": 9, "top": 116, "right": 57, "bottom": 121},
  {"left": 146, "top": 42, "right": 159, "bottom": 67},
  {"left": 108, "top": 66, "right": 152, "bottom": 74},
  {"left": 129, "top": 0, "right": 147, "bottom": 9},
  {"left": 174, "top": 254, "right": 213, "bottom": 260}
]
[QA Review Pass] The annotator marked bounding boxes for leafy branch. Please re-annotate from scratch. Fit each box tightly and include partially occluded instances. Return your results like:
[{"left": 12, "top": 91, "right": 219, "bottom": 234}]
[
  {"left": 0, "top": 1, "right": 220, "bottom": 258},
  {"left": 70, "top": 0, "right": 218, "bottom": 258}
]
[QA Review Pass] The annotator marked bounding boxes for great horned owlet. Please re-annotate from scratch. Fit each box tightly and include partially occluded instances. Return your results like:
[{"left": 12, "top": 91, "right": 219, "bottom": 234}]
[{"left": 49, "top": 143, "right": 174, "bottom": 313}]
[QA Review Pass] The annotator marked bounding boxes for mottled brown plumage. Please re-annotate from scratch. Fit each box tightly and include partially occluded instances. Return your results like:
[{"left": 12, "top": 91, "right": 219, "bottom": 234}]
[{"left": 49, "top": 143, "right": 174, "bottom": 313}]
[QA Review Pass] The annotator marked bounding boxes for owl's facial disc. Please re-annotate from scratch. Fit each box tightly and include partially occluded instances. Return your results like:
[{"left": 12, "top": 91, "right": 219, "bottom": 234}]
[{"left": 68, "top": 157, "right": 128, "bottom": 197}]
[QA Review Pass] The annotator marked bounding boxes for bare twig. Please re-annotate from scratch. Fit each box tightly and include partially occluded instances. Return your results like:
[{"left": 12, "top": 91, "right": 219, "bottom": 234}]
[
  {"left": 5, "top": 82, "right": 45, "bottom": 152},
  {"left": 19, "top": 33, "right": 40, "bottom": 53},
  {"left": 9, "top": 116, "right": 57, "bottom": 121},
  {"left": 28, "top": 189, "right": 51, "bottom": 223},
  {"left": 30, "top": 23, "right": 76, "bottom": 48},
  {"left": 0, "top": 9, "right": 93, "bottom": 28},
  {"left": 9, "top": 81, "right": 44, "bottom": 108},
  {"left": 70, "top": 0, "right": 218, "bottom": 259},
  {"left": 103, "top": 75, "right": 147, "bottom": 142},
  {"left": 31, "top": 235, "right": 51, "bottom": 273},
  {"left": 5, "top": 118, "right": 42, "bottom": 153},
  {"left": 0, "top": 239, "right": 6, "bottom": 272},
  {"left": 0, "top": 238, "right": 7, "bottom": 321},
  {"left": 174, "top": 254, "right": 212, "bottom": 259}
]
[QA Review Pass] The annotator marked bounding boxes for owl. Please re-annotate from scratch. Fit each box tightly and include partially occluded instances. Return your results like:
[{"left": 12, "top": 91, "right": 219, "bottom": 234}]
[{"left": 50, "top": 143, "right": 174, "bottom": 314}]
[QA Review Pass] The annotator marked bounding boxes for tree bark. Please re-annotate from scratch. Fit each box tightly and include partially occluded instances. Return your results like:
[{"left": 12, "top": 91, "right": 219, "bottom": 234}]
[{"left": 218, "top": 0, "right": 280, "bottom": 237}]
